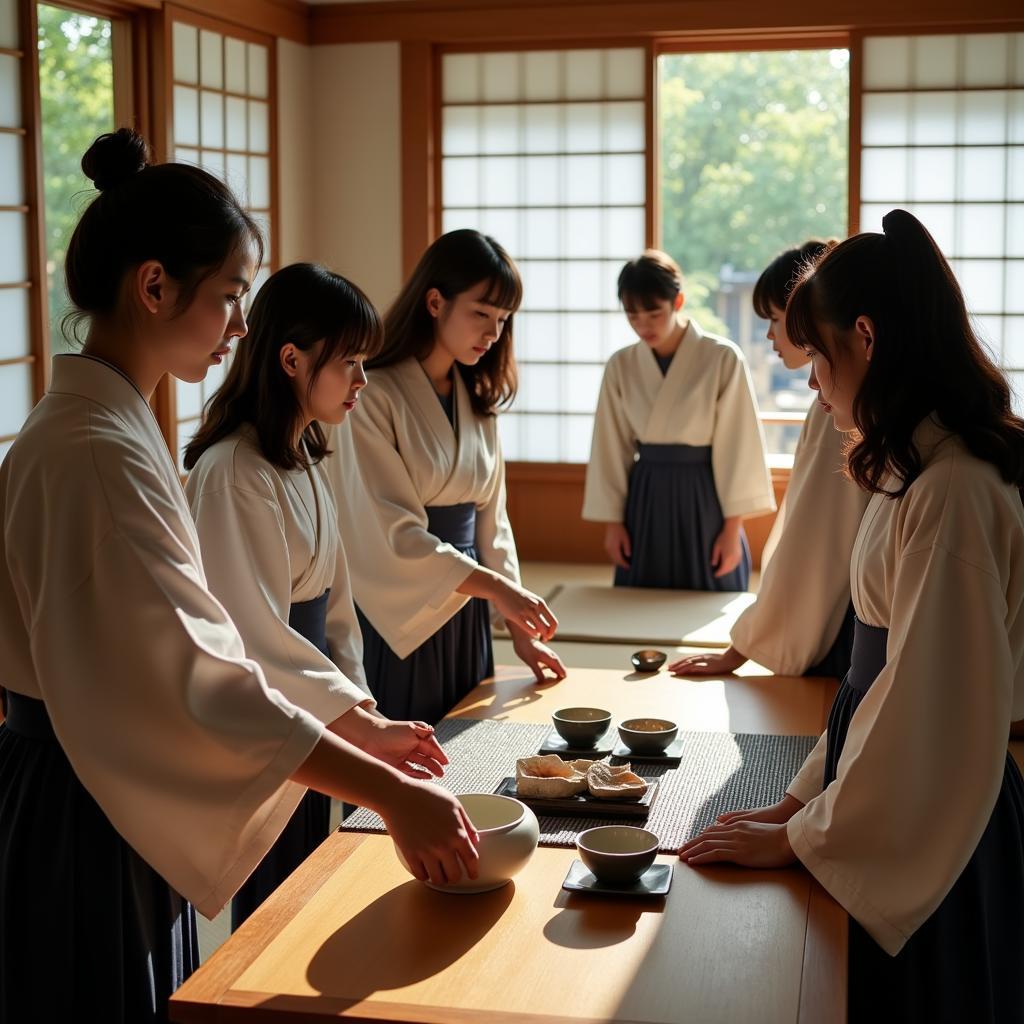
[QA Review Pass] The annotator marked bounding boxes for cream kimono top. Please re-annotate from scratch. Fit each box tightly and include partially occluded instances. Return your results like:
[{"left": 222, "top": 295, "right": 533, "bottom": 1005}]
[
  {"left": 731, "top": 401, "right": 870, "bottom": 674},
  {"left": 785, "top": 421, "right": 1024, "bottom": 954},
  {"left": 186, "top": 425, "right": 372, "bottom": 718},
  {"left": 582, "top": 319, "right": 776, "bottom": 524},
  {"left": 327, "top": 357, "right": 520, "bottom": 659},
  {"left": 0, "top": 355, "right": 323, "bottom": 918}
]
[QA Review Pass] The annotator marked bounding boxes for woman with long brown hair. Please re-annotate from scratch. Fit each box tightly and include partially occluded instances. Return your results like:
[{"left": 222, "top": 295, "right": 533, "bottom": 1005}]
[
  {"left": 679, "top": 210, "right": 1024, "bottom": 1020},
  {"left": 328, "top": 229, "right": 566, "bottom": 725}
]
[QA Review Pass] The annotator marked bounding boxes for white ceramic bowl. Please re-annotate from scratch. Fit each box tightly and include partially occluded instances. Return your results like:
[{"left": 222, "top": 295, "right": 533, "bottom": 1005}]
[{"left": 394, "top": 793, "right": 539, "bottom": 894}]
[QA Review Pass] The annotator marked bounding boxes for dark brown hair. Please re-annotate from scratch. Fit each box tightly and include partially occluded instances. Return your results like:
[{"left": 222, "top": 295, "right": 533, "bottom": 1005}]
[
  {"left": 786, "top": 208, "right": 1024, "bottom": 496},
  {"left": 65, "top": 128, "right": 263, "bottom": 342},
  {"left": 183, "top": 263, "right": 383, "bottom": 471},
  {"left": 752, "top": 238, "right": 837, "bottom": 319},
  {"left": 617, "top": 249, "right": 684, "bottom": 309},
  {"left": 373, "top": 229, "right": 521, "bottom": 416}
]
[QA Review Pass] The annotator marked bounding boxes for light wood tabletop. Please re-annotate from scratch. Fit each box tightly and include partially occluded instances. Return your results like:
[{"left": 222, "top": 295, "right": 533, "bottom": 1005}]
[{"left": 169, "top": 662, "right": 846, "bottom": 1024}]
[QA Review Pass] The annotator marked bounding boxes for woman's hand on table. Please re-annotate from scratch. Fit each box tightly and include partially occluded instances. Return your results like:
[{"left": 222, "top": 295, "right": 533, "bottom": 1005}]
[
  {"left": 669, "top": 645, "right": 747, "bottom": 677},
  {"left": 381, "top": 779, "right": 480, "bottom": 886},
  {"left": 508, "top": 621, "right": 567, "bottom": 684},
  {"left": 678, "top": 819, "right": 797, "bottom": 869},
  {"left": 714, "top": 794, "right": 804, "bottom": 827},
  {"left": 331, "top": 706, "right": 448, "bottom": 780}
]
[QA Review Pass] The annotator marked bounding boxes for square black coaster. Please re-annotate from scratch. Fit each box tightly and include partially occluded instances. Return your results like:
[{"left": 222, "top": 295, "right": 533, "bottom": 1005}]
[
  {"left": 538, "top": 731, "right": 615, "bottom": 759},
  {"left": 610, "top": 737, "right": 685, "bottom": 765},
  {"left": 561, "top": 859, "right": 673, "bottom": 897}
]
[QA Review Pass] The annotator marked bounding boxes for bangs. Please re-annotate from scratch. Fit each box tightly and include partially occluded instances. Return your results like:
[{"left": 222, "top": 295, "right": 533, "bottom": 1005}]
[
  {"left": 751, "top": 264, "right": 790, "bottom": 321},
  {"left": 476, "top": 264, "right": 523, "bottom": 313},
  {"left": 313, "top": 288, "right": 385, "bottom": 376},
  {"left": 784, "top": 275, "right": 829, "bottom": 362},
  {"left": 619, "top": 286, "right": 670, "bottom": 312}
]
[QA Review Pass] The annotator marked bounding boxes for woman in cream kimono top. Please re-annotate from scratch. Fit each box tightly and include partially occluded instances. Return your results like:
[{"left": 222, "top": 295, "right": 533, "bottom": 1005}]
[
  {"left": 729, "top": 400, "right": 869, "bottom": 675},
  {"left": 583, "top": 320, "right": 775, "bottom": 581},
  {"left": 185, "top": 423, "right": 371, "bottom": 704},
  {"left": 784, "top": 423, "right": 1024, "bottom": 956},
  {"left": 0, "top": 355, "right": 326, "bottom": 919},
  {"left": 329, "top": 356, "right": 520, "bottom": 660}
]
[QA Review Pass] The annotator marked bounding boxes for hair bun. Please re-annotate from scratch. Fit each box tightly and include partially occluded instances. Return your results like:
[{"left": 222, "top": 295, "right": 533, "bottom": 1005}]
[{"left": 81, "top": 128, "right": 149, "bottom": 192}]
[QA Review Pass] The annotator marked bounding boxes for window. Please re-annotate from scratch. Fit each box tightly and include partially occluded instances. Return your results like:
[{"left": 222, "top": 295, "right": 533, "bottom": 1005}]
[
  {"left": 858, "top": 32, "right": 1024, "bottom": 410},
  {"left": 0, "top": 0, "right": 45, "bottom": 464},
  {"left": 168, "top": 9, "right": 275, "bottom": 469},
  {"left": 37, "top": 5, "right": 114, "bottom": 358},
  {"left": 440, "top": 47, "right": 648, "bottom": 462},
  {"left": 659, "top": 48, "right": 850, "bottom": 456}
]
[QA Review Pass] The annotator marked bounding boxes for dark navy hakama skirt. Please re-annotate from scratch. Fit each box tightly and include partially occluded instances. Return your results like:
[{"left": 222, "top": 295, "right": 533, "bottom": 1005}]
[
  {"left": 231, "top": 590, "right": 333, "bottom": 931},
  {"left": 0, "top": 692, "right": 199, "bottom": 1022},
  {"left": 823, "top": 618, "right": 1024, "bottom": 1022},
  {"left": 357, "top": 502, "right": 494, "bottom": 726},
  {"left": 614, "top": 443, "right": 751, "bottom": 592}
]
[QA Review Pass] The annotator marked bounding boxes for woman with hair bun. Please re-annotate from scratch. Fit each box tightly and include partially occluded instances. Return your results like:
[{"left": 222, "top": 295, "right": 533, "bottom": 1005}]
[
  {"left": 680, "top": 210, "right": 1024, "bottom": 1020},
  {"left": 671, "top": 238, "right": 871, "bottom": 681},
  {"left": 0, "top": 131, "right": 477, "bottom": 1022},
  {"left": 583, "top": 249, "right": 775, "bottom": 591}
]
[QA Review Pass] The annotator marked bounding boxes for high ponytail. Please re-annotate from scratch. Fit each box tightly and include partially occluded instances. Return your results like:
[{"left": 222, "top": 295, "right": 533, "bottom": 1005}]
[{"left": 786, "top": 208, "right": 1024, "bottom": 495}]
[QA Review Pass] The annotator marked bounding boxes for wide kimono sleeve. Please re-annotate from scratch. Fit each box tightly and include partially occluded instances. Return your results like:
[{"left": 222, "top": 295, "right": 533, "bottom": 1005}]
[
  {"left": 786, "top": 731, "right": 829, "bottom": 805},
  {"left": 188, "top": 470, "right": 373, "bottom": 722},
  {"left": 473, "top": 423, "right": 520, "bottom": 586},
  {"left": 710, "top": 347, "right": 775, "bottom": 519},
  {"left": 582, "top": 354, "right": 636, "bottom": 523},
  {"left": 786, "top": 543, "right": 1014, "bottom": 955},
  {"left": 335, "top": 394, "right": 477, "bottom": 658},
  {"left": 6, "top": 435, "right": 325, "bottom": 920},
  {"left": 730, "top": 406, "right": 866, "bottom": 674}
]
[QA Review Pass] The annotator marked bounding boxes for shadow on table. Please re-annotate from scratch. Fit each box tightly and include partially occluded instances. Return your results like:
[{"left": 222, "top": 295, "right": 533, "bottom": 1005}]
[
  {"left": 543, "top": 889, "right": 662, "bottom": 949},
  {"left": 301, "top": 878, "right": 514, "bottom": 999}
]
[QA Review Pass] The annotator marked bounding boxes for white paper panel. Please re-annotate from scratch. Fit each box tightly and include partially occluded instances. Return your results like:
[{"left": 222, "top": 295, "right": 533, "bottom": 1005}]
[
  {"left": 248, "top": 44, "right": 268, "bottom": 99},
  {"left": 912, "top": 35, "right": 957, "bottom": 89},
  {"left": 605, "top": 153, "right": 644, "bottom": 205},
  {"left": 199, "top": 90, "right": 224, "bottom": 148},
  {"left": 1007, "top": 264, "right": 1024, "bottom": 315},
  {"left": 524, "top": 155, "right": 559, "bottom": 206},
  {"left": 1004, "top": 317, "right": 1024, "bottom": 366},
  {"left": 482, "top": 52, "right": 519, "bottom": 102},
  {"left": 564, "top": 363, "right": 603, "bottom": 412},
  {"left": 862, "top": 93, "right": 910, "bottom": 146},
  {"left": 863, "top": 37, "right": 910, "bottom": 90},
  {"left": 482, "top": 105, "right": 519, "bottom": 154},
  {"left": 249, "top": 156, "right": 269, "bottom": 208},
  {"left": 0, "top": 361, "right": 32, "bottom": 435},
  {"left": 523, "top": 51, "right": 559, "bottom": 102},
  {"left": 564, "top": 208, "right": 601, "bottom": 257},
  {"left": 173, "top": 85, "right": 199, "bottom": 146},
  {"left": 565, "top": 50, "right": 603, "bottom": 100},
  {"left": 963, "top": 34, "right": 1009, "bottom": 87},
  {"left": 564, "top": 155, "right": 601, "bottom": 205},
  {"left": 200, "top": 149, "right": 226, "bottom": 182},
  {"left": 478, "top": 208, "right": 519, "bottom": 253},
  {"left": 955, "top": 259, "right": 1004, "bottom": 313},
  {"left": 442, "top": 158, "right": 479, "bottom": 207},
  {"left": 518, "top": 260, "right": 560, "bottom": 310},
  {"left": 1012, "top": 149, "right": 1024, "bottom": 202},
  {"left": 225, "top": 152, "right": 248, "bottom": 205},
  {"left": 0, "top": 287, "right": 29, "bottom": 359},
  {"left": 514, "top": 312, "right": 560, "bottom": 360},
  {"left": 497, "top": 412, "right": 520, "bottom": 460},
  {"left": 910, "top": 148, "right": 955, "bottom": 201},
  {"left": 443, "top": 54, "right": 479, "bottom": 104},
  {"left": 443, "top": 106, "right": 479, "bottom": 155},
  {"left": 175, "top": 146, "right": 199, "bottom": 166},
  {"left": 199, "top": 29, "right": 223, "bottom": 89},
  {"left": 959, "top": 147, "right": 1006, "bottom": 201},
  {"left": 0, "top": 133, "right": 23, "bottom": 205},
  {"left": 911, "top": 92, "right": 957, "bottom": 146},
  {"left": 566, "top": 104, "right": 603, "bottom": 152},
  {"left": 961, "top": 92, "right": 1008, "bottom": 145},
  {"left": 564, "top": 312, "right": 603, "bottom": 361},
  {"left": 1011, "top": 92, "right": 1024, "bottom": 145},
  {"left": 606, "top": 49, "right": 645, "bottom": 98},
  {"left": 606, "top": 206, "right": 644, "bottom": 256},
  {"left": 524, "top": 414, "right": 561, "bottom": 459},
  {"left": 172, "top": 22, "right": 198, "bottom": 84},
  {"left": 861, "top": 149, "right": 907, "bottom": 202},
  {"left": 0, "top": 211, "right": 27, "bottom": 282},
  {"left": 522, "top": 208, "right": 559, "bottom": 258},
  {"left": 225, "top": 96, "right": 246, "bottom": 150},
  {"left": 524, "top": 104, "right": 559, "bottom": 153},
  {"left": 957, "top": 204, "right": 1005, "bottom": 257},
  {"left": 0, "top": 0, "right": 17, "bottom": 51},
  {"left": 225, "top": 37, "right": 246, "bottom": 94},
  {"left": 0, "top": 54, "right": 20, "bottom": 128},
  {"left": 1008, "top": 205, "right": 1024, "bottom": 257},
  {"left": 564, "top": 262, "right": 602, "bottom": 310},
  {"left": 567, "top": 414, "right": 595, "bottom": 461},
  {"left": 605, "top": 102, "right": 645, "bottom": 152},
  {"left": 517, "top": 363, "right": 560, "bottom": 411},
  {"left": 248, "top": 100, "right": 269, "bottom": 154}
]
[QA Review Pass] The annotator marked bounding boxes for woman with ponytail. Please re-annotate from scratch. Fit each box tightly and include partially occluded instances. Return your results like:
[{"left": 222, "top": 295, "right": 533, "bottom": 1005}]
[
  {"left": 679, "top": 210, "right": 1024, "bottom": 1020},
  {"left": 0, "top": 133, "right": 477, "bottom": 1022}
]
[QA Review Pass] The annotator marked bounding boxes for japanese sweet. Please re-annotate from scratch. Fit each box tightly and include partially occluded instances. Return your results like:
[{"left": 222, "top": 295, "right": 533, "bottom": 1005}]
[
  {"left": 585, "top": 762, "right": 648, "bottom": 800},
  {"left": 514, "top": 755, "right": 648, "bottom": 801},
  {"left": 576, "top": 825, "right": 660, "bottom": 884},
  {"left": 617, "top": 718, "right": 679, "bottom": 755},
  {"left": 551, "top": 707, "right": 612, "bottom": 747},
  {"left": 394, "top": 793, "right": 539, "bottom": 894}
]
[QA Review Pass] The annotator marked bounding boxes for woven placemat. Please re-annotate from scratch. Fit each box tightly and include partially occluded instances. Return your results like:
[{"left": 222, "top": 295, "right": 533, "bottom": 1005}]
[{"left": 340, "top": 718, "right": 817, "bottom": 853}]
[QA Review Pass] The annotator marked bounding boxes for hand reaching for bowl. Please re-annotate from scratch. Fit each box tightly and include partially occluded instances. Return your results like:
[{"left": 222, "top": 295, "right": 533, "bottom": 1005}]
[{"left": 381, "top": 780, "right": 481, "bottom": 887}]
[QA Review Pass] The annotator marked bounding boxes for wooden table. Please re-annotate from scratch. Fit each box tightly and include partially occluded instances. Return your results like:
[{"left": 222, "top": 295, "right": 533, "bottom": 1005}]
[{"left": 169, "top": 664, "right": 846, "bottom": 1023}]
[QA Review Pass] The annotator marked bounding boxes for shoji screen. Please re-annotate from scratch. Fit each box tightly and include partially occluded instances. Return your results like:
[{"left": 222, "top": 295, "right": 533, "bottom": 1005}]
[
  {"left": 168, "top": 10, "right": 275, "bottom": 469},
  {"left": 859, "top": 32, "right": 1024, "bottom": 405},
  {"left": 0, "top": 0, "right": 44, "bottom": 463},
  {"left": 440, "top": 48, "right": 648, "bottom": 462}
]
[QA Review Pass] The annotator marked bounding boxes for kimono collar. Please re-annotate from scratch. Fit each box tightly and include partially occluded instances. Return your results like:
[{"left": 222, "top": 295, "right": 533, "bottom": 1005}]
[{"left": 48, "top": 354, "right": 164, "bottom": 446}]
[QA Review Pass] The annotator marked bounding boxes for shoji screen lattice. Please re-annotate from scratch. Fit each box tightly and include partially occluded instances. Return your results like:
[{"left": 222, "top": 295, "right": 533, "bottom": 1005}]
[
  {"left": 170, "top": 14, "right": 274, "bottom": 469},
  {"left": 441, "top": 48, "right": 647, "bottom": 462},
  {"left": 859, "top": 32, "right": 1024, "bottom": 406}
]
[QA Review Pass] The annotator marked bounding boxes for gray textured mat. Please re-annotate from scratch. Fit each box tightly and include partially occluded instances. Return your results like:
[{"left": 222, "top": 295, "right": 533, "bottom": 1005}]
[{"left": 340, "top": 718, "right": 817, "bottom": 853}]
